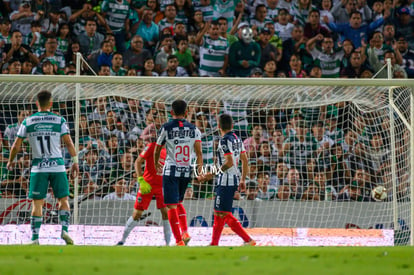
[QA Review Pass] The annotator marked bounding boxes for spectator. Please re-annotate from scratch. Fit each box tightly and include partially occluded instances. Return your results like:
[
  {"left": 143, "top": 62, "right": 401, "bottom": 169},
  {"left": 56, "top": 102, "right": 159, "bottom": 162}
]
[
  {"left": 340, "top": 39, "right": 355, "bottom": 70},
  {"left": 110, "top": 152, "right": 136, "bottom": 185},
  {"left": 329, "top": 142, "right": 352, "bottom": 190},
  {"left": 2, "top": 30, "right": 39, "bottom": 65},
  {"left": 69, "top": 2, "right": 108, "bottom": 37},
  {"left": 137, "top": 57, "right": 159, "bottom": 76},
  {"left": 283, "top": 168, "right": 304, "bottom": 200},
  {"left": 270, "top": 161, "right": 288, "bottom": 186},
  {"left": 132, "top": 7, "right": 159, "bottom": 53},
  {"left": 158, "top": 4, "right": 180, "bottom": 33},
  {"left": 160, "top": 54, "right": 188, "bottom": 76},
  {"left": 100, "top": 0, "right": 131, "bottom": 53},
  {"left": 56, "top": 23, "right": 70, "bottom": 55},
  {"left": 249, "top": 4, "right": 273, "bottom": 31},
  {"left": 122, "top": 35, "right": 152, "bottom": 71},
  {"left": 0, "top": 18, "right": 12, "bottom": 48},
  {"left": 382, "top": 22, "right": 396, "bottom": 47},
  {"left": 188, "top": 9, "right": 205, "bottom": 34},
  {"left": 79, "top": 147, "right": 110, "bottom": 186},
  {"left": 110, "top": 52, "right": 127, "bottom": 76},
  {"left": 21, "top": 59, "right": 34, "bottom": 74},
  {"left": 396, "top": 34, "right": 414, "bottom": 78},
  {"left": 9, "top": 0, "right": 42, "bottom": 39},
  {"left": 331, "top": 0, "right": 356, "bottom": 24},
  {"left": 324, "top": 10, "right": 388, "bottom": 49},
  {"left": 88, "top": 96, "right": 109, "bottom": 123},
  {"left": 256, "top": 171, "right": 277, "bottom": 200},
  {"left": 392, "top": 7, "right": 414, "bottom": 49},
  {"left": 7, "top": 58, "right": 22, "bottom": 74},
  {"left": 40, "top": 59, "right": 55, "bottom": 74},
  {"left": 308, "top": 65, "right": 322, "bottom": 77},
  {"left": 95, "top": 64, "right": 110, "bottom": 76},
  {"left": 306, "top": 34, "right": 344, "bottom": 78},
  {"left": 103, "top": 179, "right": 135, "bottom": 200},
  {"left": 3, "top": 109, "right": 30, "bottom": 150},
  {"left": 36, "top": 35, "right": 65, "bottom": 74},
  {"left": 319, "top": 0, "right": 334, "bottom": 29},
  {"left": 304, "top": 9, "right": 330, "bottom": 40},
  {"left": 174, "top": 35, "right": 196, "bottom": 75},
  {"left": 78, "top": 18, "right": 105, "bottom": 56},
  {"left": 281, "top": 119, "right": 315, "bottom": 173},
  {"left": 27, "top": 20, "right": 43, "bottom": 53},
  {"left": 301, "top": 182, "right": 321, "bottom": 201},
  {"left": 340, "top": 50, "right": 370, "bottom": 78},
  {"left": 229, "top": 27, "right": 261, "bottom": 76},
  {"left": 325, "top": 113, "right": 344, "bottom": 144},
  {"left": 103, "top": 110, "right": 126, "bottom": 141},
  {"left": 280, "top": 25, "right": 306, "bottom": 72},
  {"left": 243, "top": 124, "right": 265, "bottom": 159},
  {"left": 195, "top": 20, "right": 229, "bottom": 77},
  {"left": 41, "top": 8, "right": 61, "bottom": 35},
  {"left": 274, "top": 8, "right": 294, "bottom": 42},
  {"left": 211, "top": 0, "right": 242, "bottom": 29},
  {"left": 173, "top": 21, "right": 187, "bottom": 41},
  {"left": 290, "top": 0, "right": 314, "bottom": 26},
  {"left": 367, "top": 49, "right": 407, "bottom": 78},
  {"left": 257, "top": 27, "right": 278, "bottom": 68},
  {"left": 154, "top": 34, "right": 174, "bottom": 73},
  {"left": 287, "top": 53, "right": 307, "bottom": 77},
  {"left": 199, "top": 0, "right": 214, "bottom": 22},
  {"left": 97, "top": 40, "right": 113, "bottom": 68},
  {"left": 244, "top": 179, "right": 259, "bottom": 200},
  {"left": 262, "top": 59, "right": 278, "bottom": 77},
  {"left": 367, "top": 31, "right": 397, "bottom": 64}
]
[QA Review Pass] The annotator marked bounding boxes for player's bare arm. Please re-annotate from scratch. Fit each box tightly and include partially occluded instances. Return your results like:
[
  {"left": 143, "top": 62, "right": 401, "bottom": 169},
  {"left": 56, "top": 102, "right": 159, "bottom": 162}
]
[
  {"left": 135, "top": 155, "right": 145, "bottom": 177},
  {"left": 239, "top": 151, "right": 248, "bottom": 192},
  {"left": 62, "top": 134, "right": 79, "bottom": 179},
  {"left": 6, "top": 137, "right": 23, "bottom": 171},
  {"left": 153, "top": 144, "right": 163, "bottom": 171}
]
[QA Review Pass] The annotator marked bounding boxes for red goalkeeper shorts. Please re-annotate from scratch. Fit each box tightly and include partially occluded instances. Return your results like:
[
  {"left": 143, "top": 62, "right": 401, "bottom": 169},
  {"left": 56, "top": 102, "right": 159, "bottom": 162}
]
[{"left": 134, "top": 186, "right": 166, "bottom": 211}]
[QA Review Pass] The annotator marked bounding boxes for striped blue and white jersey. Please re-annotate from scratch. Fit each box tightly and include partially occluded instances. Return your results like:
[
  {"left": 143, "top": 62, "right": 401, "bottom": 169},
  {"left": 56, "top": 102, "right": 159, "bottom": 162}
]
[
  {"left": 216, "top": 131, "right": 245, "bottom": 186},
  {"left": 156, "top": 119, "right": 201, "bottom": 178}
]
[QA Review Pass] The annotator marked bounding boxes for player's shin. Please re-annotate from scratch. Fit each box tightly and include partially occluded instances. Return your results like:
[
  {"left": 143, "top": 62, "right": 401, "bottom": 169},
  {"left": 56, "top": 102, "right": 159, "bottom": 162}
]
[
  {"left": 176, "top": 203, "right": 188, "bottom": 233},
  {"left": 30, "top": 216, "right": 42, "bottom": 241},
  {"left": 167, "top": 208, "right": 182, "bottom": 243},
  {"left": 162, "top": 219, "right": 171, "bottom": 246},
  {"left": 225, "top": 214, "right": 251, "bottom": 242},
  {"left": 120, "top": 216, "right": 139, "bottom": 243},
  {"left": 211, "top": 214, "right": 226, "bottom": 246},
  {"left": 59, "top": 210, "right": 71, "bottom": 234}
]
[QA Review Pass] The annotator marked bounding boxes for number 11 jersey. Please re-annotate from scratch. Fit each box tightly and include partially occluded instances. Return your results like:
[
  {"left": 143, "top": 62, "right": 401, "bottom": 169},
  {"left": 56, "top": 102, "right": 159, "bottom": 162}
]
[{"left": 17, "top": 111, "right": 69, "bottom": 173}]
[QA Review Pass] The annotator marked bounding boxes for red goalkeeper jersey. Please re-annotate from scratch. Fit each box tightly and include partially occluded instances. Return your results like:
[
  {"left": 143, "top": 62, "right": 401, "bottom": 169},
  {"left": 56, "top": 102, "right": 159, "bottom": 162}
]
[{"left": 140, "top": 142, "right": 166, "bottom": 188}]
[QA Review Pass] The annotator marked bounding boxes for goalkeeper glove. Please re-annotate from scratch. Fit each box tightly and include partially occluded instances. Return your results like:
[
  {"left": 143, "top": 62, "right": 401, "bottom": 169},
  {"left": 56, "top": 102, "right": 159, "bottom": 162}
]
[{"left": 138, "top": 176, "right": 152, "bottom": 194}]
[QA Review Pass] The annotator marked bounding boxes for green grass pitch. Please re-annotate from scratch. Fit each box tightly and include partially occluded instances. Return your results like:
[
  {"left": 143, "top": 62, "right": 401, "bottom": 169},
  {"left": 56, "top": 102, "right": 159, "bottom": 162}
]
[{"left": 0, "top": 246, "right": 413, "bottom": 275}]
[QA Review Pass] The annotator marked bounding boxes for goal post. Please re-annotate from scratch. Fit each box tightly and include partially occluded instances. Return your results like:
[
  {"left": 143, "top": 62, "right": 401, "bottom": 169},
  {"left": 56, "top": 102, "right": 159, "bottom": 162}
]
[{"left": 0, "top": 75, "right": 413, "bottom": 246}]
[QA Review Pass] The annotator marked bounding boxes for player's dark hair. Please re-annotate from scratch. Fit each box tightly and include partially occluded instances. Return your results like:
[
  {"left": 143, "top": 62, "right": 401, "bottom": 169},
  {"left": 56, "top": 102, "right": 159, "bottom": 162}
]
[
  {"left": 37, "top": 90, "right": 52, "bottom": 107},
  {"left": 219, "top": 113, "right": 233, "bottom": 131},
  {"left": 171, "top": 99, "right": 187, "bottom": 116}
]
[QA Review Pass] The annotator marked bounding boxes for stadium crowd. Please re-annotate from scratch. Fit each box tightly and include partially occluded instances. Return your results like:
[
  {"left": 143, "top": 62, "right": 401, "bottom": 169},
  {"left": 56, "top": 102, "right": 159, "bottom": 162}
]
[
  {"left": 0, "top": 0, "right": 412, "bottom": 78},
  {"left": 0, "top": 0, "right": 411, "bottom": 202}
]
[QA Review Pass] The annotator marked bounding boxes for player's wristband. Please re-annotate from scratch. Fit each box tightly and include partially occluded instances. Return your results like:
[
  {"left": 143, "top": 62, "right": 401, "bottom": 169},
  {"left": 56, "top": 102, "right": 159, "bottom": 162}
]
[{"left": 71, "top": 156, "right": 78, "bottom": 164}]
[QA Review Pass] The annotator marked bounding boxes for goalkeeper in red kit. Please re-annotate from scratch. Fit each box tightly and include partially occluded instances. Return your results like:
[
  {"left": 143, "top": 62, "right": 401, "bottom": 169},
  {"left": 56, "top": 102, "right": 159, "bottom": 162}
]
[{"left": 117, "top": 125, "right": 171, "bottom": 246}]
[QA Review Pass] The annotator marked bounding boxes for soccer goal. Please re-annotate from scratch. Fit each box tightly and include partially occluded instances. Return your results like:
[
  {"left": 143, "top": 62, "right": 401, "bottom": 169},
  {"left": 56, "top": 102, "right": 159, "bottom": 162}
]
[{"left": 0, "top": 75, "right": 412, "bottom": 246}]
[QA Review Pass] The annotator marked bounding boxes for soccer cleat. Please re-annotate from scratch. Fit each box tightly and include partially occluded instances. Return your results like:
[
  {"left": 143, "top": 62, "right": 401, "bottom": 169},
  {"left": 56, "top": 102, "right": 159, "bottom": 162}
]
[
  {"left": 116, "top": 241, "right": 124, "bottom": 246},
  {"left": 26, "top": 239, "right": 40, "bottom": 245},
  {"left": 61, "top": 231, "right": 74, "bottom": 245},
  {"left": 182, "top": 232, "right": 191, "bottom": 245},
  {"left": 243, "top": 239, "right": 256, "bottom": 246},
  {"left": 176, "top": 240, "right": 186, "bottom": 246}
]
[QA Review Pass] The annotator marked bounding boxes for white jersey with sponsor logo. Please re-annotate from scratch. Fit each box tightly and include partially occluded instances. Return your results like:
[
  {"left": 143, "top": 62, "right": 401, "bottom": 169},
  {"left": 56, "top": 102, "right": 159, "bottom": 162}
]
[
  {"left": 156, "top": 118, "right": 201, "bottom": 178},
  {"left": 17, "top": 111, "right": 69, "bottom": 173}
]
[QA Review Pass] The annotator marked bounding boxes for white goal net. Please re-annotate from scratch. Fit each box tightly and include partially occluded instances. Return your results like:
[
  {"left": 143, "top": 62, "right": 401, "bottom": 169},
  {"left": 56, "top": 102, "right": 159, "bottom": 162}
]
[{"left": 0, "top": 76, "right": 412, "bottom": 245}]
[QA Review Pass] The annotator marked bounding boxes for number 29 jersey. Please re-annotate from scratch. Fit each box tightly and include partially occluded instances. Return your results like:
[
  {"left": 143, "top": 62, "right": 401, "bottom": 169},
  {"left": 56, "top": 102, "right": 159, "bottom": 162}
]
[
  {"left": 156, "top": 119, "right": 201, "bottom": 178},
  {"left": 17, "top": 111, "right": 69, "bottom": 173}
]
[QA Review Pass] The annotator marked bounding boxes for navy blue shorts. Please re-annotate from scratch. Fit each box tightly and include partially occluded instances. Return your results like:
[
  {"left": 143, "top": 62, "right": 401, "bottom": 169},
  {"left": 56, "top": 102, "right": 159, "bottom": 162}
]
[
  {"left": 214, "top": 185, "right": 238, "bottom": 213},
  {"left": 163, "top": 175, "right": 191, "bottom": 205}
]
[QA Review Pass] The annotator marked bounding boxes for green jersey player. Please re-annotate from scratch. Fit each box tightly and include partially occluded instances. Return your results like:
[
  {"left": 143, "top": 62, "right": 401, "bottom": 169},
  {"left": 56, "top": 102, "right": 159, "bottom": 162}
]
[{"left": 7, "top": 90, "right": 79, "bottom": 245}]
